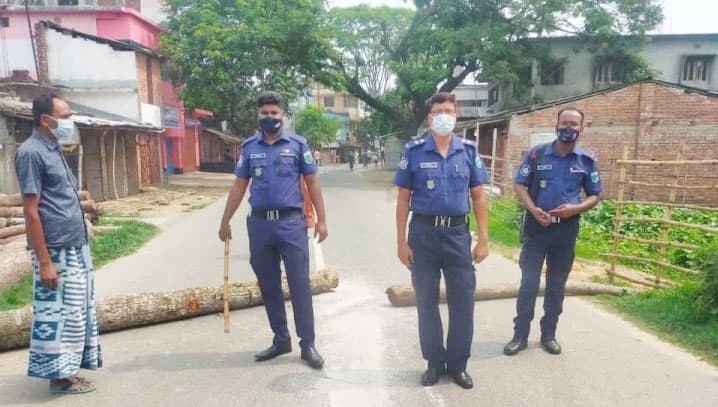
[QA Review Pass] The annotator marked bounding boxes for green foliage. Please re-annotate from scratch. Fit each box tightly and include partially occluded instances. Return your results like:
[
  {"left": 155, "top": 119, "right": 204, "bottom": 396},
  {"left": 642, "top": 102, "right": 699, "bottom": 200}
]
[
  {"left": 161, "top": 0, "right": 334, "bottom": 136},
  {"left": 599, "top": 284, "right": 718, "bottom": 365},
  {"left": 293, "top": 106, "right": 342, "bottom": 148},
  {"left": 0, "top": 220, "right": 158, "bottom": 311},
  {"left": 694, "top": 245, "right": 718, "bottom": 321},
  {"left": 470, "top": 197, "right": 522, "bottom": 247}
]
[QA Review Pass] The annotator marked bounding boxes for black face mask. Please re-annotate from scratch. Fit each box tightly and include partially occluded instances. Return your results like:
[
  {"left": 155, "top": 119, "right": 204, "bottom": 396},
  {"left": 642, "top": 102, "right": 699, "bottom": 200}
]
[
  {"left": 260, "top": 116, "right": 283, "bottom": 134},
  {"left": 556, "top": 127, "right": 579, "bottom": 144}
]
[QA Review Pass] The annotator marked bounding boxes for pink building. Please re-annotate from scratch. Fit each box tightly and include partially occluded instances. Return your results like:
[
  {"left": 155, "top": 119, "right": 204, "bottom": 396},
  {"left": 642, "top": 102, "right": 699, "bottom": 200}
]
[{"left": 0, "top": 1, "right": 208, "bottom": 174}]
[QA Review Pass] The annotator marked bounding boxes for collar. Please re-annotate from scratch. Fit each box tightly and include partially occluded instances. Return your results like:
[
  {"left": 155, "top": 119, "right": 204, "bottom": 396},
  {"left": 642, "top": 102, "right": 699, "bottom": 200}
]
[
  {"left": 258, "top": 130, "right": 290, "bottom": 145},
  {"left": 545, "top": 141, "right": 579, "bottom": 158},
  {"left": 423, "top": 133, "right": 464, "bottom": 156},
  {"left": 32, "top": 129, "right": 60, "bottom": 151}
]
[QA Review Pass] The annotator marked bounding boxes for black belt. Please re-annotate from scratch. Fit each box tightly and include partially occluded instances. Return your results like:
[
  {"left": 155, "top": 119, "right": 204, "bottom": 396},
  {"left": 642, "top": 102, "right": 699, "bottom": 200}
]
[
  {"left": 251, "top": 208, "right": 303, "bottom": 221},
  {"left": 412, "top": 213, "right": 467, "bottom": 228}
]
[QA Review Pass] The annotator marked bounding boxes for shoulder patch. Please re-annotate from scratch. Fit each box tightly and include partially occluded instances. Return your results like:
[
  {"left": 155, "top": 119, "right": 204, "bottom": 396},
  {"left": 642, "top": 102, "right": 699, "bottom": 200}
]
[
  {"left": 462, "top": 138, "right": 476, "bottom": 146},
  {"left": 289, "top": 133, "right": 308, "bottom": 144}
]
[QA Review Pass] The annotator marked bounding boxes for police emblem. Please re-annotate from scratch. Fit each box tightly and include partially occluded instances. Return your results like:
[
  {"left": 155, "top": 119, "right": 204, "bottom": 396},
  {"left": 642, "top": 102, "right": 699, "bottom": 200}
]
[
  {"left": 475, "top": 156, "right": 483, "bottom": 169},
  {"left": 303, "top": 151, "right": 313, "bottom": 164},
  {"left": 399, "top": 156, "right": 408, "bottom": 170},
  {"left": 591, "top": 171, "right": 600, "bottom": 183},
  {"left": 539, "top": 179, "right": 548, "bottom": 189},
  {"left": 255, "top": 167, "right": 263, "bottom": 177},
  {"left": 426, "top": 179, "right": 436, "bottom": 190},
  {"left": 520, "top": 165, "right": 530, "bottom": 176}
]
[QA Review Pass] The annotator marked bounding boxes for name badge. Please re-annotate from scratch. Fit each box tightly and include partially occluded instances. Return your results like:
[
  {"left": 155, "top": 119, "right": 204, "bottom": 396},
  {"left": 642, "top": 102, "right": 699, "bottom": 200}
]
[
  {"left": 420, "top": 162, "right": 439, "bottom": 169},
  {"left": 250, "top": 153, "right": 266, "bottom": 159},
  {"left": 279, "top": 152, "right": 295, "bottom": 157},
  {"left": 570, "top": 167, "right": 585, "bottom": 174},
  {"left": 537, "top": 164, "right": 552, "bottom": 171}
]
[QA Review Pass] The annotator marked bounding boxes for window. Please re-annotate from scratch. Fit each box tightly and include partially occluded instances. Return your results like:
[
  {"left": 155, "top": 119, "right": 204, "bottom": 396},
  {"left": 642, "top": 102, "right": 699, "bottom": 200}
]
[
  {"left": 0, "top": 18, "right": 8, "bottom": 28},
  {"left": 683, "top": 55, "right": 713, "bottom": 82},
  {"left": 344, "top": 95, "right": 358, "bottom": 108},
  {"left": 540, "top": 63, "right": 564, "bottom": 85},
  {"left": 323, "top": 96, "right": 335, "bottom": 108},
  {"left": 595, "top": 60, "right": 623, "bottom": 85},
  {"left": 58, "top": 0, "right": 80, "bottom": 5},
  {"left": 488, "top": 87, "right": 499, "bottom": 106}
]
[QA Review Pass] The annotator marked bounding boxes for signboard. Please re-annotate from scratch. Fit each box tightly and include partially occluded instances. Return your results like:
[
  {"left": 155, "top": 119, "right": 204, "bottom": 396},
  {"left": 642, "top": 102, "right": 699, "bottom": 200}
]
[
  {"left": 141, "top": 103, "right": 162, "bottom": 128},
  {"left": 185, "top": 119, "right": 201, "bottom": 127},
  {"left": 162, "top": 106, "right": 180, "bottom": 128}
]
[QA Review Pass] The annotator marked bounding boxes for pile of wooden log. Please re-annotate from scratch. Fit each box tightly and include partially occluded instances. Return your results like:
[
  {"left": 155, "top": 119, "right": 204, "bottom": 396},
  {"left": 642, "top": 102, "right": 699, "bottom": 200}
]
[{"left": 0, "top": 191, "right": 101, "bottom": 290}]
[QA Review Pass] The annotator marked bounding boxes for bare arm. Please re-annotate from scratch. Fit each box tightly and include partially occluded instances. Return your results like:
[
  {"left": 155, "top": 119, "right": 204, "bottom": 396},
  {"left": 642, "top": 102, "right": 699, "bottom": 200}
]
[
  {"left": 304, "top": 173, "right": 328, "bottom": 243},
  {"left": 470, "top": 186, "right": 489, "bottom": 263},
  {"left": 218, "top": 177, "right": 250, "bottom": 241},
  {"left": 396, "top": 187, "right": 413, "bottom": 268},
  {"left": 22, "top": 195, "right": 57, "bottom": 288}
]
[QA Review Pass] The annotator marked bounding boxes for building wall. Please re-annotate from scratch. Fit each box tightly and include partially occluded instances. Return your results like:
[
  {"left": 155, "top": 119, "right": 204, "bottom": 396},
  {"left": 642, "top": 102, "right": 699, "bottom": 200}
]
[
  {"left": 504, "top": 82, "right": 718, "bottom": 205},
  {"left": 96, "top": 10, "right": 161, "bottom": 50}
]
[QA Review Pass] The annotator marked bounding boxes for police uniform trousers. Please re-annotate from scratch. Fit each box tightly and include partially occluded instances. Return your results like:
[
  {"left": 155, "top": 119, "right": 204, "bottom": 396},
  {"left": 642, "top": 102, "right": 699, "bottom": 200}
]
[
  {"left": 247, "top": 213, "right": 315, "bottom": 349},
  {"left": 408, "top": 216, "right": 475, "bottom": 372},
  {"left": 514, "top": 217, "right": 579, "bottom": 340}
]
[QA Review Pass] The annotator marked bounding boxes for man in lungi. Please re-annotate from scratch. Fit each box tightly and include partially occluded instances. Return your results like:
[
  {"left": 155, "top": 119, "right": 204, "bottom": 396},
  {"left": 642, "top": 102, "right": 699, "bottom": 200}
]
[{"left": 15, "top": 93, "right": 101, "bottom": 395}]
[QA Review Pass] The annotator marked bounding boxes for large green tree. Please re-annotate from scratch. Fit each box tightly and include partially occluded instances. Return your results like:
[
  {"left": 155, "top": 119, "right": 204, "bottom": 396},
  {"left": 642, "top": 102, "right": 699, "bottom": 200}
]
[
  {"left": 160, "top": 0, "right": 334, "bottom": 136},
  {"left": 293, "top": 106, "right": 342, "bottom": 148},
  {"left": 316, "top": 0, "right": 663, "bottom": 138}
]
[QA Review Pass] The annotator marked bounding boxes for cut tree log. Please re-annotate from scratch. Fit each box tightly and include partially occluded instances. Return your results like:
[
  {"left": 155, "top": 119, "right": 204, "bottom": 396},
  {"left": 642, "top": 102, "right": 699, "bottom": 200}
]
[
  {"left": 0, "top": 191, "right": 91, "bottom": 207},
  {"left": 0, "top": 225, "right": 25, "bottom": 240},
  {"left": 0, "top": 207, "right": 23, "bottom": 218},
  {"left": 0, "top": 239, "right": 32, "bottom": 291},
  {"left": 0, "top": 269, "right": 339, "bottom": 351},
  {"left": 385, "top": 281, "right": 638, "bottom": 307},
  {"left": 0, "top": 218, "right": 6, "bottom": 228}
]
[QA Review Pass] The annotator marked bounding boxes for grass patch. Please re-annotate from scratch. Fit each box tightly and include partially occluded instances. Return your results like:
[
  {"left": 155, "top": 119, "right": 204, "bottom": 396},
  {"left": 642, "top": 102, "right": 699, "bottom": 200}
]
[
  {"left": 470, "top": 197, "right": 522, "bottom": 248},
  {"left": 590, "top": 274, "right": 632, "bottom": 288},
  {"left": 597, "top": 284, "right": 718, "bottom": 366},
  {"left": 0, "top": 219, "right": 157, "bottom": 311}
]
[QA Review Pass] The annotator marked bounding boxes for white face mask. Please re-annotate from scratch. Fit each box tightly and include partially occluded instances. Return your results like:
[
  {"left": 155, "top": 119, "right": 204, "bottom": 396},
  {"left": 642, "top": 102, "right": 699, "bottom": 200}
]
[{"left": 431, "top": 113, "right": 455, "bottom": 137}]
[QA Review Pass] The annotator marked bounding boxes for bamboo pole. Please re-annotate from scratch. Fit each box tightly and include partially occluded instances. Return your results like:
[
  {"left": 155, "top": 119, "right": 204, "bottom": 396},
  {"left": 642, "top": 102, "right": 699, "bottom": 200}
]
[
  {"left": 605, "top": 269, "right": 668, "bottom": 288},
  {"left": 618, "top": 180, "right": 714, "bottom": 190},
  {"left": 611, "top": 233, "right": 699, "bottom": 250},
  {"left": 490, "top": 127, "right": 497, "bottom": 190},
  {"left": 609, "top": 144, "right": 629, "bottom": 283},
  {"left": 223, "top": 239, "right": 230, "bottom": 334},
  {"left": 614, "top": 217, "right": 718, "bottom": 234},
  {"left": 599, "top": 253, "right": 699, "bottom": 275},
  {"left": 620, "top": 201, "right": 718, "bottom": 212},
  {"left": 616, "top": 159, "right": 718, "bottom": 166},
  {"left": 655, "top": 144, "right": 683, "bottom": 287}
]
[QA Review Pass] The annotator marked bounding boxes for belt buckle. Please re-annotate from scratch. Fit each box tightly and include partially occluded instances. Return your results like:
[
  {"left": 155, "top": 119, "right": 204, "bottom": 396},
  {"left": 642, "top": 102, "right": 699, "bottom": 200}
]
[
  {"left": 550, "top": 216, "right": 561, "bottom": 224},
  {"left": 434, "top": 216, "right": 451, "bottom": 228},
  {"left": 267, "top": 209, "right": 280, "bottom": 221}
]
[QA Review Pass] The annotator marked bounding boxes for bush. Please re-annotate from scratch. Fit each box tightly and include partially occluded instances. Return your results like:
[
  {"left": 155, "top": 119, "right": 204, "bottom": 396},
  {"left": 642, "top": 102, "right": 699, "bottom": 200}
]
[{"left": 693, "top": 245, "right": 718, "bottom": 322}]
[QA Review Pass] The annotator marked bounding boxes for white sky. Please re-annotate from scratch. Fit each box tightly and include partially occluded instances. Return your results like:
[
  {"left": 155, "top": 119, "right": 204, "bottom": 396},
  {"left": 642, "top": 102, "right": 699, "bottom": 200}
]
[{"left": 327, "top": 0, "right": 718, "bottom": 35}]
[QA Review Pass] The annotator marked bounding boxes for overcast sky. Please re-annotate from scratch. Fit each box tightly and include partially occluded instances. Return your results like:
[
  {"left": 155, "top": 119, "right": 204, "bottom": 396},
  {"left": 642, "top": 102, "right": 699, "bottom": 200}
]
[{"left": 326, "top": 0, "right": 717, "bottom": 35}]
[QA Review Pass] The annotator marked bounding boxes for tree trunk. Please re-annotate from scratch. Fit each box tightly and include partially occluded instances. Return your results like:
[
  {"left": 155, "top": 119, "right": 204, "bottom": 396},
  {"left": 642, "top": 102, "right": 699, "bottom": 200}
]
[
  {"left": 0, "top": 269, "right": 339, "bottom": 351},
  {"left": 385, "top": 281, "right": 638, "bottom": 307}
]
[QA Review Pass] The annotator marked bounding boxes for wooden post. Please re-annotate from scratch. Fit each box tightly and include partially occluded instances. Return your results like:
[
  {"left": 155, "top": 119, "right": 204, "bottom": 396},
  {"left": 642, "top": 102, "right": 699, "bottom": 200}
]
[
  {"left": 608, "top": 144, "right": 629, "bottom": 283},
  {"left": 655, "top": 143, "right": 684, "bottom": 287},
  {"left": 77, "top": 133, "right": 83, "bottom": 190},
  {"left": 99, "top": 130, "right": 109, "bottom": 200},
  {"left": 475, "top": 122, "right": 480, "bottom": 154},
  {"left": 136, "top": 133, "right": 143, "bottom": 189},
  {"left": 112, "top": 131, "right": 119, "bottom": 200}
]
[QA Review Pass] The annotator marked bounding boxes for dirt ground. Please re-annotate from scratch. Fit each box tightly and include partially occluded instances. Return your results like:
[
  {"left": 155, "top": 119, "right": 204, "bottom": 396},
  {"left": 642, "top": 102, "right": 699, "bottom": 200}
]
[{"left": 97, "top": 185, "right": 228, "bottom": 220}]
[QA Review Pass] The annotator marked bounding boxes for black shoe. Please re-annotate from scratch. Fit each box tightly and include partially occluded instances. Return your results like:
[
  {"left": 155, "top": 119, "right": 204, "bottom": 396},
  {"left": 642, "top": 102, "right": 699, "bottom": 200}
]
[
  {"left": 449, "top": 370, "right": 473, "bottom": 389},
  {"left": 503, "top": 337, "right": 528, "bottom": 356},
  {"left": 540, "top": 338, "right": 562, "bottom": 355},
  {"left": 421, "top": 367, "right": 444, "bottom": 386},
  {"left": 254, "top": 341, "right": 292, "bottom": 362},
  {"left": 300, "top": 346, "right": 324, "bottom": 369}
]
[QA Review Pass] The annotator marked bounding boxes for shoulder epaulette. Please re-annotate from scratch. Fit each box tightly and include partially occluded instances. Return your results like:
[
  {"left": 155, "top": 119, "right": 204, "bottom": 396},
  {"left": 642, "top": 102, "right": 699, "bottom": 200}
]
[{"left": 405, "top": 138, "right": 426, "bottom": 149}]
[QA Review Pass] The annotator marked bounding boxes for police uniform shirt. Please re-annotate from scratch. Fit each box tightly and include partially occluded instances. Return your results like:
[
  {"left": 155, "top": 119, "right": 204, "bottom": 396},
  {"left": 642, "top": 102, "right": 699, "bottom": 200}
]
[{"left": 393, "top": 134, "right": 489, "bottom": 216}]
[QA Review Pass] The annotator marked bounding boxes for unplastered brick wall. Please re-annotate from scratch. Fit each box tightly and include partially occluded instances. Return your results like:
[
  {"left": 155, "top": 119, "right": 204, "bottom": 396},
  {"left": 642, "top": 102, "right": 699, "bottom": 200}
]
[
  {"left": 504, "top": 81, "right": 718, "bottom": 205},
  {"left": 135, "top": 54, "right": 162, "bottom": 106}
]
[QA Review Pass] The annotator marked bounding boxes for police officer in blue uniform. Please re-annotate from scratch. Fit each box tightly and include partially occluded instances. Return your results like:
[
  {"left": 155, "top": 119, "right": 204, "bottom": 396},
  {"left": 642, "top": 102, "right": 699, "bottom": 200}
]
[
  {"left": 219, "top": 91, "right": 328, "bottom": 369},
  {"left": 504, "top": 107, "right": 602, "bottom": 356},
  {"left": 394, "top": 93, "right": 490, "bottom": 389}
]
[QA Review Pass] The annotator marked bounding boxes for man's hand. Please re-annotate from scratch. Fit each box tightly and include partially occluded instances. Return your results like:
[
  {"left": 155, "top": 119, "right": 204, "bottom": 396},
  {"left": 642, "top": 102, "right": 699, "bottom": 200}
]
[
  {"left": 531, "top": 207, "right": 552, "bottom": 227},
  {"left": 548, "top": 204, "right": 580, "bottom": 220},
  {"left": 398, "top": 241, "right": 414, "bottom": 269},
  {"left": 218, "top": 222, "right": 232, "bottom": 242},
  {"left": 314, "top": 221, "right": 328, "bottom": 243},
  {"left": 39, "top": 261, "right": 58, "bottom": 289},
  {"left": 472, "top": 239, "right": 489, "bottom": 264}
]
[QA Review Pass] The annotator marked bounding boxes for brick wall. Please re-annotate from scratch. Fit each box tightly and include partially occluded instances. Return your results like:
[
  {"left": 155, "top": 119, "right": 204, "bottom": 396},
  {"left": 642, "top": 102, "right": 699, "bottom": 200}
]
[
  {"left": 34, "top": 23, "right": 48, "bottom": 86},
  {"left": 504, "top": 81, "right": 718, "bottom": 205},
  {"left": 181, "top": 127, "right": 197, "bottom": 172}
]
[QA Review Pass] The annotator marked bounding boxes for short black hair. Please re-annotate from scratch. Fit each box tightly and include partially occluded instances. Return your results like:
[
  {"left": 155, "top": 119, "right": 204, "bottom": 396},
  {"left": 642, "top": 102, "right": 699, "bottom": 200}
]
[
  {"left": 428, "top": 92, "right": 457, "bottom": 109},
  {"left": 257, "top": 91, "right": 283, "bottom": 108},
  {"left": 557, "top": 107, "right": 585, "bottom": 124},
  {"left": 32, "top": 93, "right": 61, "bottom": 126}
]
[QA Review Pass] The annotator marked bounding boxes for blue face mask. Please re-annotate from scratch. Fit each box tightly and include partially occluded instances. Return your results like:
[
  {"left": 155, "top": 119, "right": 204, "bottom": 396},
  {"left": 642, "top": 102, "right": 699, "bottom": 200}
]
[
  {"left": 49, "top": 118, "right": 78, "bottom": 145},
  {"left": 260, "top": 116, "right": 283, "bottom": 134},
  {"left": 556, "top": 127, "right": 579, "bottom": 144}
]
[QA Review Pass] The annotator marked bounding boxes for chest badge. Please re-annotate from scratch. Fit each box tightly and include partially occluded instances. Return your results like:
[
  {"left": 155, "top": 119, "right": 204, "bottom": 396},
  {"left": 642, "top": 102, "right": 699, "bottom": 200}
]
[
  {"left": 426, "top": 179, "right": 436, "bottom": 190},
  {"left": 255, "top": 167, "right": 263, "bottom": 177},
  {"left": 539, "top": 179, "right": 548, "bottom": 189}
]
